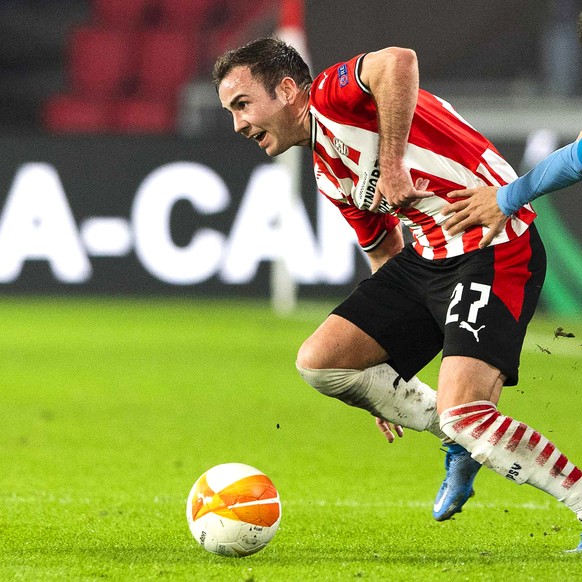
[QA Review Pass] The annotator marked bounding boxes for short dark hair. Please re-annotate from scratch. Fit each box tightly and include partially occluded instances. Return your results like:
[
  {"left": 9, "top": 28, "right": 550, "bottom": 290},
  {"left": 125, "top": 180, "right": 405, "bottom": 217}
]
[{"left": 212, "top": 37, "right": 312, "bottom": 97}]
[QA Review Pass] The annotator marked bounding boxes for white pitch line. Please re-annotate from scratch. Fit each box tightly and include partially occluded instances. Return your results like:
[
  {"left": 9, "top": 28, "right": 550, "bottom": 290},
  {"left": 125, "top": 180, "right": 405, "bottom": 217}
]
[{"left": 282, "top": 499, "right": 555, "bottom": 510}]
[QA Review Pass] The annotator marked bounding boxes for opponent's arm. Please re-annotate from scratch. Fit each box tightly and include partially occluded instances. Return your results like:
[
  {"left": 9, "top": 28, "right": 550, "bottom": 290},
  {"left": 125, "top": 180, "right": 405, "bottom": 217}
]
[
  {"left": 359, "top": 48, "right": 432, "bottom": 210},
  {"left": 443, "top": 136, "right": 582, "bottom": 248},
  {"left": 497, "top": 139, "right": 582, "bottom": 213},
  {"left": 441, "top": 185, "right": 507, "bottom": 249}
]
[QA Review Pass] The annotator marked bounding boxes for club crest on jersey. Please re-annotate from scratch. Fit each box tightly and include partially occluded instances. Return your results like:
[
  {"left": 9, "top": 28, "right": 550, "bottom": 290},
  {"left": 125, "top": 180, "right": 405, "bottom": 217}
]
[
  {"left": 333, "top": 137, "right": 349, "bottom": 157},
  {"left": 338, "top": 64, "right": 349, "bottom": 87}
]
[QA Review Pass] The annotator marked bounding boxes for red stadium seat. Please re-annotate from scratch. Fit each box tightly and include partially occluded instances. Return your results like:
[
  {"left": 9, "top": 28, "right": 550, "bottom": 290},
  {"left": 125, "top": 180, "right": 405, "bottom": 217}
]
[
  {"left": 68, "top": 26, "right": 137, "bottom": 98},
  {"left": 44, "top": 0, "right": 244, "bottom": 134},
  {"left": 137, "top": 30, "right": 198, "bottom": 98},
  {"left": 204, "top": 0, "right": 275, "bottom": 65},
  {"left": 42, "top": 95, "right": 112, "bottom": 133},
  {"left": 157, "top": 0, "right": 213, "bottom": 30},
  {"left": 91, "top": 0, "right": 157, "bottom": 30},
  {"left": 114, "top": 98, "right": 175, "bottom": 133}
]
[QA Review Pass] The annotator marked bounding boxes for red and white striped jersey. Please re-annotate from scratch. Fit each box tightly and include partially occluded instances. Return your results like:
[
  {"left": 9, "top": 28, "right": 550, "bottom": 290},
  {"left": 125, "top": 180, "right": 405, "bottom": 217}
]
[{"left": 309, "top": 54, "right": 536, "bottom": 259}]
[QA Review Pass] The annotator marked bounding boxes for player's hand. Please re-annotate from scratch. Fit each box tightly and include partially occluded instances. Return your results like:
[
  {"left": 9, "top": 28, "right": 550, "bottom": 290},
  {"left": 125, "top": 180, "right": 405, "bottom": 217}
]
[
  {"left": 442, "top": 185, "right": 508, "bottom": 248},
  {"left": 370, "top": 165, "right": 432, "bottom": 211},
  {"left": 375, "top": 417, "right": 404, "bottom": 443}
]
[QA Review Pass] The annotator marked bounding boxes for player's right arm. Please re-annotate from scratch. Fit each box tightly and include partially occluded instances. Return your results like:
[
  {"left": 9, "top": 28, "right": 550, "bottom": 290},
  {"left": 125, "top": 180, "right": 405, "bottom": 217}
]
[{"left": 359, "top": 47, "right": 432, "bottom": 210}]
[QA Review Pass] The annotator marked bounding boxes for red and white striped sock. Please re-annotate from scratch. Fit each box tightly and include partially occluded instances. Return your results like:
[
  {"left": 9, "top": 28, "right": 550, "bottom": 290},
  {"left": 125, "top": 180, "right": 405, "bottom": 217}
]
[{"left": 440, "top": 401, "right": 582, "bottom": 520}]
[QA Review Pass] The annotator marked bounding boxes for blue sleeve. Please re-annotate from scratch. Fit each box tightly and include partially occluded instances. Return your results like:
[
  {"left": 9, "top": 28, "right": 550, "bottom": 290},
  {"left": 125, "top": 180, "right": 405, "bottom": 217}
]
[{"left": 496, "top": 140, "right": 582, "bottom": 216}]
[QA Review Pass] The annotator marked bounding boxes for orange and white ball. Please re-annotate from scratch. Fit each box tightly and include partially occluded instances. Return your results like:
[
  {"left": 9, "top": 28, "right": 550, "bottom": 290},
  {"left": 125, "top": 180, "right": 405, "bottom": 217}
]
[{"left": 186, "top": 463, "right": 281, "bottom": 557}]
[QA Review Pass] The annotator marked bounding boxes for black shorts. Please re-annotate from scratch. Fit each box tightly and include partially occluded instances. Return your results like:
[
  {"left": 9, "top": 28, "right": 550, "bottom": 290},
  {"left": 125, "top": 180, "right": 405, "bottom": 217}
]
[{"left": 332, "top": 225, "right": 546, "bottom": 385}]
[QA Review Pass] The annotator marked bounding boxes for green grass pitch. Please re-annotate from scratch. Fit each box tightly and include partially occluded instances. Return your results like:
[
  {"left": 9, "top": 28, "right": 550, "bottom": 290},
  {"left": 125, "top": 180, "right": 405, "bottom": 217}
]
[{"left": 0, "top": 297, "right": 580, "bottom": 581}]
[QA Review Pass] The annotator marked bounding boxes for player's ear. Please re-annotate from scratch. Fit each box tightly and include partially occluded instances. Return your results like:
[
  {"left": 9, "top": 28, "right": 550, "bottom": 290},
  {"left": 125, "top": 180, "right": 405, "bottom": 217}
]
[{"left": 279, "top": 76, "right": 299, "bottom": 104}]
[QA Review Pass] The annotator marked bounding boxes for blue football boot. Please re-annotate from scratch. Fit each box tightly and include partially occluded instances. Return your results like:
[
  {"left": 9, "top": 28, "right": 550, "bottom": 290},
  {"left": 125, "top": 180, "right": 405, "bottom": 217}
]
[
  {"left": 564, "top": 532, "right": 582, "bottom": 553},
  {"left": 433, "top": 443, "right": 481, "bottom": 521}
]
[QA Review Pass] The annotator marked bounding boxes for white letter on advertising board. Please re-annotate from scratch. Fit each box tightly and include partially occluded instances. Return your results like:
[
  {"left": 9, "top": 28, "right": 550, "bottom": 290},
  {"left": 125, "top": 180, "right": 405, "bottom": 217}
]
[
  {"left": 221, "top": 165, "right": 319, "bottom": 283},
  {"left": 132, "top": 162, "right": 228, "bottom": 284},
  {"left": 0, "top": 163, "right": 91, "bottom": 282}
]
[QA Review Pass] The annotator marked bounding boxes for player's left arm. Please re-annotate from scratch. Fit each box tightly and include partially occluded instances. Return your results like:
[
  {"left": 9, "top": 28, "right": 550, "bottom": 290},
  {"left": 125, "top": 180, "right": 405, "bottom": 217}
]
[
  {"left": 367, "top": 225, "right": 404, "bottom": 273},
  {"left": 359, "top": 48, "right": 432, "bottom": 210},
  {"left": 443, "top": 136, "right": 582, "bottom": 248}
]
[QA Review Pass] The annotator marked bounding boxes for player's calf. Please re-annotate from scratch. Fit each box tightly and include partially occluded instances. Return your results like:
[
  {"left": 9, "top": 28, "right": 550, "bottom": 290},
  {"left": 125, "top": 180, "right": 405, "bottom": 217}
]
[
  {"left": 296, "top": 363, "right": 443, "bottom": 434},
  {"left": 440, "top": 401, "right": 582, "bottom": 520}
]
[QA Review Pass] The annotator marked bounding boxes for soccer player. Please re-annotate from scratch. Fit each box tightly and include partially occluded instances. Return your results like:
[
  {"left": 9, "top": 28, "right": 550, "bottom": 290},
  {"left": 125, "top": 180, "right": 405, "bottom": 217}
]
[
  {"left": 213, "top": 39, "right": 480, "bottom": 523},
  {"left": 442, "top": 134, "right": 582, "bottom": 246},
  {"left": 212, "top": 38, "right": 582, "bottom": 549}
]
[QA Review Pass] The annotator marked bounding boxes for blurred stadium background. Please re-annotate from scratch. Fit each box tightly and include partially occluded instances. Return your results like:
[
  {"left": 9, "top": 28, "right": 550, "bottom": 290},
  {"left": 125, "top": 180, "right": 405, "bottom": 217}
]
[{"left": 0, "top": 0, "right": 580, "bottom": 315}]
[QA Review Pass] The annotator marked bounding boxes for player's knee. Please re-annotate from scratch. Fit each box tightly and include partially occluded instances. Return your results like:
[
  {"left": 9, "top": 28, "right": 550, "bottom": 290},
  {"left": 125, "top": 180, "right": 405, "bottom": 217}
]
[{"left": 296, "top": 336, "right": 326, "bottom": 370}]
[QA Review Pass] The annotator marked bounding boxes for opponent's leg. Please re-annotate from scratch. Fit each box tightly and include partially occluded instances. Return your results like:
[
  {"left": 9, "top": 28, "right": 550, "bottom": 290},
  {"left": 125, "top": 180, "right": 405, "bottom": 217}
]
[{"left": 438, "top": 356, "right": 582, "bottom": 548}]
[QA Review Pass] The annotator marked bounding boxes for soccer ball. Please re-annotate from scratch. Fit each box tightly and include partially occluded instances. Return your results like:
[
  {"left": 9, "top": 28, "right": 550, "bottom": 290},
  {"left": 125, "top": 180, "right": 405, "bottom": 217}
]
[{"left": 186, "top": 462, "right": 281, "bottom": 557}]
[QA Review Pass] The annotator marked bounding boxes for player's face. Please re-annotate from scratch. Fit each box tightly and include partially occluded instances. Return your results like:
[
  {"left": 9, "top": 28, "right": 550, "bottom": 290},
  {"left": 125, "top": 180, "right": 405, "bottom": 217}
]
[{"left": 218, "top": 66, "right": 300, "bottom": 157}]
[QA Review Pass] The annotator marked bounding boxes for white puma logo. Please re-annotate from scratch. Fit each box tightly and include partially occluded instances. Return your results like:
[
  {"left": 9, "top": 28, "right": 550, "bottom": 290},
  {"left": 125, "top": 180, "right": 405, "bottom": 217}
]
[
  {"left": 459, "top": 321, "right": 485, "bottom": 342},
  {"left": 318, "top": 72, "right": 329, "bottom": 90}
]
